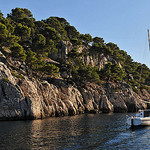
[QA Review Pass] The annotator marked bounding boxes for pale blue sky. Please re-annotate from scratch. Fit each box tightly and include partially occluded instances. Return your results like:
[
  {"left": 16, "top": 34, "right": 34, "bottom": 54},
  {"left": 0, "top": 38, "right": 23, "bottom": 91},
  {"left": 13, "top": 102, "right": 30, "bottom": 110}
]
[{"left": 1, "top": 0, "right": 150, "bottom": 67}]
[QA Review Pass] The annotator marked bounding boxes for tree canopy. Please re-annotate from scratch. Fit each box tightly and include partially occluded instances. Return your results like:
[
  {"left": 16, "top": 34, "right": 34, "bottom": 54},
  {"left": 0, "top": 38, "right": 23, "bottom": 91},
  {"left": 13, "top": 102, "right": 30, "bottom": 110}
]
[{"left": 0, "top": 7, "right": 149, "bottom": 91}]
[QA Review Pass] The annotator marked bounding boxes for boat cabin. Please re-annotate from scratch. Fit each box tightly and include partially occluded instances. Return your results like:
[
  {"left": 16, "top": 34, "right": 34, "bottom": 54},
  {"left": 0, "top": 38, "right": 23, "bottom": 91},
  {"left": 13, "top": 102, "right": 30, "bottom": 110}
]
[{"left": 136, "top": 110, "right": 150, "bottom": 118}]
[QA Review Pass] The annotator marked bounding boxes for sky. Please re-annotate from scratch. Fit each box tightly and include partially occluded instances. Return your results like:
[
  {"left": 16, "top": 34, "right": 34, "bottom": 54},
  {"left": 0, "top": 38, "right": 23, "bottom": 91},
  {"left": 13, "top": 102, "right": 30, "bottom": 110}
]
[{"left": 1, "top": 0, "right": 150, "bottom": 68}]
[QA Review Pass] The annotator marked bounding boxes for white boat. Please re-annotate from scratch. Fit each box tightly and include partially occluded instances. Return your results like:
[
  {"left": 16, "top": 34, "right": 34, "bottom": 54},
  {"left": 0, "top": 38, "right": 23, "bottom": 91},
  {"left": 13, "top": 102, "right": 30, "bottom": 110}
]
[{"left": 127, "top": 110, "right": 150, "bottom": 127}]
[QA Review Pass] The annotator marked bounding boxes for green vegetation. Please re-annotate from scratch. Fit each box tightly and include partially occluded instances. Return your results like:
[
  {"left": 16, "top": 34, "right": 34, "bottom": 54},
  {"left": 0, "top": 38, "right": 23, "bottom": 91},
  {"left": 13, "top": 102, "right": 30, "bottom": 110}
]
[
  {"left": 0, "top": 8, "right": 149, "bottom": 92},
  {"left": 2, "top": 77, "right": 9, "bottom": 83},
  {"left": 10, "top": 43, "right": 27, "bottom": 61},
  {"left": 67, "top": 48, "right": 101, "bottom": 84}
]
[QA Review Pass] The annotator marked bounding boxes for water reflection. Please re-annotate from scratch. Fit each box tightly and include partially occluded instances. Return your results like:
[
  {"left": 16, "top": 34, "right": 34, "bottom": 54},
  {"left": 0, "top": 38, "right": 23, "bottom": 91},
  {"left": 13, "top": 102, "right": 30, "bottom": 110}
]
[
  {"left": 28, "top": 114, "right": 128, "bottom": 150},
  {"left": 1, "top": 113, "right": 150, "bottom": 149},
  {"left": 30, "top": 115, "right": 87, "bottom": 149}
]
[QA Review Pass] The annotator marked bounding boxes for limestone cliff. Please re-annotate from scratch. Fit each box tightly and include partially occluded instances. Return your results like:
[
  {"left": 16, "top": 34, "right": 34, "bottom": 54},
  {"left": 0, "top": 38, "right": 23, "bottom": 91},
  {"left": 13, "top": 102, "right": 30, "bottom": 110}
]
[{"left": 0, "top": 52, "right": 149, "bottom": 120}]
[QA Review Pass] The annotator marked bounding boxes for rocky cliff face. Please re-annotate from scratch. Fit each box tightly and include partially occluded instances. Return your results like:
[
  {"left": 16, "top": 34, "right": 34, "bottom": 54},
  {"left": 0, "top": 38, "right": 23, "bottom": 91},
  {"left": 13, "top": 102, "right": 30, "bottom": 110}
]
[
  {"left": 83, "top": 53, "right": 109, "bottom": 70},
  {"left": 49, "top": 41, "right": 72, "bottom": 62},
  {"left": 0, "top": 52, "right": 150, "bottom": 120},
  {"left": 49, "top": 41, "right": 110, "bottom": 70}
]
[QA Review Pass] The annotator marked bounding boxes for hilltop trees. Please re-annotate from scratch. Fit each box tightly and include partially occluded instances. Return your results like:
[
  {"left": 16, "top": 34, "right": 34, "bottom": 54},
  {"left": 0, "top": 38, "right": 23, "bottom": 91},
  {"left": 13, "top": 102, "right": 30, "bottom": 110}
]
[
  {"left": 65, "top": 25, "right": 80, "bottom": 39},
  {"left": 89, "top": 36, "right": 113, "bottom": 56},
  {"left": 45, "top": 17, "right": 68, "bottom": 40},
  {"left": 7, "top": 8, "right": 35, "bottom": 27},
  {"left": 93, "top": 37, "right": 104, "bottom": 44},
  {"left": 0, "top": 7, "right": 149, "bottom": 90},
  {"left": 80, "top": 34, "right": 92, "bottom": 46},
  {"left": 7, "top": 8, "right": 33, "bottom": 20},
  {"left": 14, "top": 23, "right": 31, "bottom": 40},
  {"left": 0, "top": 8, "right": 62, "bottom": 77}
]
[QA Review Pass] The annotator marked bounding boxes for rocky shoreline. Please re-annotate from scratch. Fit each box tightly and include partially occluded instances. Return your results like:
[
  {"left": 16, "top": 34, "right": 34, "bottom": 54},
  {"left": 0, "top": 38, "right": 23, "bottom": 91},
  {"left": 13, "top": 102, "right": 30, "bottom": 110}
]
[{"left": 0, "top": 57, "right": 150, "bottom": 120}]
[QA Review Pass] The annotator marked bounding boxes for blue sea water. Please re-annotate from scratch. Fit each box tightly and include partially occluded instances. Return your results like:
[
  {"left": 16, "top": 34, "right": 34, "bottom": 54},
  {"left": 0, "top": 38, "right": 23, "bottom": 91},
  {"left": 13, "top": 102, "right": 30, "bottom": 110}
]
[{"left": 0, "top": 113, "right": 150, "bottom": 150}]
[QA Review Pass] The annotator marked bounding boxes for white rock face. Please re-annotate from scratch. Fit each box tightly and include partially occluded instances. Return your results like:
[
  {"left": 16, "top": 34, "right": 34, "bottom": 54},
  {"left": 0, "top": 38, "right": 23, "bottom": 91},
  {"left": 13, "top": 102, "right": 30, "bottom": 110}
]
[
  {"left": 0, "top": 62, "right": 16, "bottom": 85},
  {"left": 83, "top": 53, "right": 109, "bottom": 70},
  {"left": 50, "top": 41, "right": 72, "bottom": 62},
  {"left": 49, "top": 42, "right": 109, "bottom": 70},
  {"left": 0, "top": 62, "right": 86, "bottom": 119},
  {"left": 99, "top": 95, "right": 114, "bottom": 113},
  {"left": 0, "top": 63, "right": 27, "bottom": 119}
]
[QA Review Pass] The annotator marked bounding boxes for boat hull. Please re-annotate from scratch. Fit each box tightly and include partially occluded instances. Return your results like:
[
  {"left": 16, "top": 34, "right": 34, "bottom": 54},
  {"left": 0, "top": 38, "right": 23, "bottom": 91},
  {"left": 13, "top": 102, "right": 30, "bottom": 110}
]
[{"left": 127, "top": 117, "right": 150, "bottom": 127}]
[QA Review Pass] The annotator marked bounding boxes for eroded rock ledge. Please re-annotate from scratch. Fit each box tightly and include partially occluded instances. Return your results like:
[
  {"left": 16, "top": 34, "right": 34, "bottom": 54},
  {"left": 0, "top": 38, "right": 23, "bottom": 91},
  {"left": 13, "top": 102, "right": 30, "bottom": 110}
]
[{"left": 0, "top": 61, "right": 150, "bottom": 120}]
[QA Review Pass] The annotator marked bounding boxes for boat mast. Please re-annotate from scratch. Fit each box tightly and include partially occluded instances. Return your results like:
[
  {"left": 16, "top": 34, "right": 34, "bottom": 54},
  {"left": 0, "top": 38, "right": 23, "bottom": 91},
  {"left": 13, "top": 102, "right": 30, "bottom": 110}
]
[
  {"left": 139, "top": 29, "right": 150, "bottom": 83},
  {"left": 148, "top": 29, "right": 150, "bottom": 51}
]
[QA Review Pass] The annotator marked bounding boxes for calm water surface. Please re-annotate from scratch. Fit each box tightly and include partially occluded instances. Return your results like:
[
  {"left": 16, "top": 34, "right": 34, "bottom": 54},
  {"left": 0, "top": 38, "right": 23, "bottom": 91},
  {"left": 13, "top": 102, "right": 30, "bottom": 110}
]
[{"left": 0, "top": 113, "right": 150, "bottom": 150}]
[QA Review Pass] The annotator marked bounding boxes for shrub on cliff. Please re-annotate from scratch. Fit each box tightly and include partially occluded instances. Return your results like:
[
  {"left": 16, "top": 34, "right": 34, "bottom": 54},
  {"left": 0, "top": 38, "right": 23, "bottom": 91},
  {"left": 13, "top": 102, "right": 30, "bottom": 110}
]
[
  {"left": 37, "top": 63, "right": 59, "bottom": 77},
  {"left": 10, "top": 43, "right": 26, "bottom": 61},
  {"left": 101, "top": 62, "right": 125, "bottom": 81}
]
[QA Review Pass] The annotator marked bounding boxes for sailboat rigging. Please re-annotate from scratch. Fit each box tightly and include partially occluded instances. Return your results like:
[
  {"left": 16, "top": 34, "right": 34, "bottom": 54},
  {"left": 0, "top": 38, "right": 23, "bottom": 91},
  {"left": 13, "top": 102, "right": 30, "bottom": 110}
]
[{"left": 147, "top": 29, "right": 150, "bottom": 51}]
